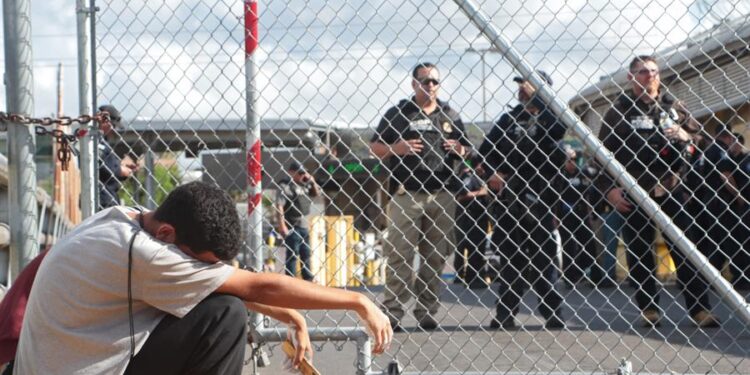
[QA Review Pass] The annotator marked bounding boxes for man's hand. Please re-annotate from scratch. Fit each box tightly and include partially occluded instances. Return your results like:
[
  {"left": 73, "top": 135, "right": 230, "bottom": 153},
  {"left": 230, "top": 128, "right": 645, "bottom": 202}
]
[
  {"left": 663, "top": 125, "right": 690, "bottom": 142},
  {"left": 487, "top": 172, "right": 506, "bottom": 193},
  {"left": 245, "top": 303, "right": 312, "bottom": 370},
  {"left": 443, "top": 139, "right": 466, "bottom": 157},
  {"left": 278, "top": 225, "right": 289, "bottom": 238},
  {"left": 606, "top": 188, "right": 633, "bottom": 213},
  {"left": 120, "top": 155, "right": 138, "bottom": 178},
  {"left": 300, "top": 171, "right": 315, "bottom": 183},
  {"left": 355, "top": 296, "right": 392, "bottom": 354},
  {"left": 391, "top": 139, "right": 423, "bottom": 156},
  {"left": 287, "top": 312, "right": 312, "bottom": 370}
]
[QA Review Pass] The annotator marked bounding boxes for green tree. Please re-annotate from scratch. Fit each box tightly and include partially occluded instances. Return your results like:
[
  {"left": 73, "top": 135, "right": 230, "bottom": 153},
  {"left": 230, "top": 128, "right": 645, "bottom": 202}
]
[{"left": 120, "top": 161, "right": 181, "bottom": 206}]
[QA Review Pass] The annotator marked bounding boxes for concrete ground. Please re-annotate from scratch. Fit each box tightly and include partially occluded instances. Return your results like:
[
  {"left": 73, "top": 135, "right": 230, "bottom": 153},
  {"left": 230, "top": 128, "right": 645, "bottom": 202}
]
[{"left": 244, "top": 282, "right": 750, "bottom": 374}]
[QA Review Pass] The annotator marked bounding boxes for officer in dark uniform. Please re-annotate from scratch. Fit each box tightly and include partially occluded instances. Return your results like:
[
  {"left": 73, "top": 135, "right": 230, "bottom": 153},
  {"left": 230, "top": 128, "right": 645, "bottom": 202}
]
[
  {"left": 276, "top": 161, "right": 320, "bottom": 281},
  {"left": 557, "top": 149, "right": 603, "bottom": 286},
  {"left": 97, "top": 105, "right": 138, "bottom": 209},
  {"left": 597, "top": 55, "right": 719, "bottom": 327},
  {"left": 370, "top": 62, "right": 471, "bottom": 331},
  {"left": 692, "top": 128, "right": 742, "bottom": 283},
  {"left": 479, "top": 70, "right": 567, "bottom": 329},
  {"left": 715, "top": 133, "right": 750, "bottom": 289},
  {"left": 453, "top": 154, "right": 489, "bottom": 289}
]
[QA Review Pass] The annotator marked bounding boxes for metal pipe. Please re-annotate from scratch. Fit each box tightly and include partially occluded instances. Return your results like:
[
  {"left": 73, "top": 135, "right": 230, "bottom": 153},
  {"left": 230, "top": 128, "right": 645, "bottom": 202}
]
[
  {"left": 452, "top": 0, "right": 750, "bottom": 324},
  {"left": 355, "top": 335, "right": 372, "bottom": 375},
  {"left": 252, "top": 326, "right": 370, "bottom": 342},
  {"left": 76, "top": 0, "right": 95, "bottom": 219},
  {"left": 3, "top": 0, "right": 39, "bottom": 281},
  {"left": 244, "top": 0, "right": 264, "bottom": 333},
  {"left": 145, "top": 145, "right": 156, "bottom": 209},
  {"left": 89, "top": 0, "right": 100, "bottom": 212},
  {"left": 253, "top": 326, "right": 372, "bottom": 374}
]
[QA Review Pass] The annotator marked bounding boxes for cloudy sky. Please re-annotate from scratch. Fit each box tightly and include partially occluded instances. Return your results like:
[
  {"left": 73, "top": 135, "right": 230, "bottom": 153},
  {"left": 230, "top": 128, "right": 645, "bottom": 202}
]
[{"left": 1, "top": 0, "right": 748, "bottom": 129}]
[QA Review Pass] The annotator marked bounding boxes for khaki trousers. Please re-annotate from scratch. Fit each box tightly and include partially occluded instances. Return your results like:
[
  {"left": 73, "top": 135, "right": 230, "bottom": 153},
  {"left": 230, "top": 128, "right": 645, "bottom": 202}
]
[{"left": 382, "top": 189, "right": 455, "bottom": 321}]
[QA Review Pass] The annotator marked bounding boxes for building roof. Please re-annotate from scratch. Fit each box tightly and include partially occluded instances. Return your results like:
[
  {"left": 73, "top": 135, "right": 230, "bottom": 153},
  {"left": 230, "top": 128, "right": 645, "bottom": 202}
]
[
  {"left": 114, "top": 117, "right": 363, "bottom": 155},
  {"left": 569, "top": 15, "right": 750, "bottom": 112}
]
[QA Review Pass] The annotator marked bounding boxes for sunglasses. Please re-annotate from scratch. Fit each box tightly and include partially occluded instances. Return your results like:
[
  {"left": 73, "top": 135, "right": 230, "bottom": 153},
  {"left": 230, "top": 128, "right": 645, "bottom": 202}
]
[{"left": 417, "top": 78, "right": 440, "bottom": 86}]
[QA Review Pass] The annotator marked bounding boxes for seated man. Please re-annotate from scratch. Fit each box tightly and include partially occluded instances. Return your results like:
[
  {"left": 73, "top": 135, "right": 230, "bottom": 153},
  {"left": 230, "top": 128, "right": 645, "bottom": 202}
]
[{"left": 13, "top": 181, "right": 391, "bottom": 375}]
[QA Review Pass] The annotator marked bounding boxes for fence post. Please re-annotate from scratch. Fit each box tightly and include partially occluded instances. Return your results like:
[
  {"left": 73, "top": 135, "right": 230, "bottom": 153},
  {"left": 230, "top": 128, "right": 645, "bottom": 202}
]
[
  {"left": 88, "top": 0, "right": 101, "bottom": 212},
  {"left": 3, "top": 0, "right": 39, "bottom": 281},
  {"left": 76, "top": 0, "right": 95, "bottom": 219},
  {"left": 452, "top": 0, "right": 750, "bottom": 325},
  {"left": 244, "top": 0, "right": 264, "bottom": 331}
]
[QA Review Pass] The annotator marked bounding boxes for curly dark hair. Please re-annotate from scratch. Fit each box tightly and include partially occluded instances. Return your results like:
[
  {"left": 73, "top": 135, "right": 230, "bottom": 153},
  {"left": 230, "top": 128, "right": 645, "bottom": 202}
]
[{"left": 153, "top": 181, "right": 243, "bottom": 260}]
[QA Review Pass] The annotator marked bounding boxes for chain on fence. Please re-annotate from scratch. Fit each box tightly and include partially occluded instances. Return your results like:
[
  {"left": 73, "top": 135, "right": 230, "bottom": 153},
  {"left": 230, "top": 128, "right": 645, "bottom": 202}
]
[{"left": 24, "top": 0, "right": 749, "bottom": 373}]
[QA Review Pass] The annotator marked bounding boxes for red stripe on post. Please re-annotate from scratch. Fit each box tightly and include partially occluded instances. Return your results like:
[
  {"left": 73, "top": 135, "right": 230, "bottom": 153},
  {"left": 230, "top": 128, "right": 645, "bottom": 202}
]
[
  {"left": 247, "top": 140, "right": 262, "bottom": 187},
  {"left": 248, "top": 193, "right": 262, "bottom": 213},
  {"left": 247, "top": 140, "right": 262, "bottom": 213},
  {"left": 244, "top": 0, "right": 258, "bottom": 56}
]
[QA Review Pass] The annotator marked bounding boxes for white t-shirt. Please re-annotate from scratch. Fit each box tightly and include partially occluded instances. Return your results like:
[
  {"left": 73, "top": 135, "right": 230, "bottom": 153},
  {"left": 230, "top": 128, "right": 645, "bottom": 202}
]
[{"left": 15, "top": 207, "right": 236, "bottom": 375}]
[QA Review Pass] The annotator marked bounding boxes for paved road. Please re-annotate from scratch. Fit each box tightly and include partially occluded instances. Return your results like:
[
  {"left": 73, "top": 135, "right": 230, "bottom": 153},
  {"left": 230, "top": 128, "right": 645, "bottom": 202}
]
[{"left": 245, "top": 282, "right": 750, "bottom": 374}]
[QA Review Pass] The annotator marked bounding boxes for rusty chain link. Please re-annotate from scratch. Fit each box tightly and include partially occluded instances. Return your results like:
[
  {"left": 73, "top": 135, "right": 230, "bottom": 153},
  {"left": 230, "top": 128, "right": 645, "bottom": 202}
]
[
  {"left": 0, "top": 111, "right": 110, "bottom": 127},
  {"left": 0, "top": 111, "right": 111, "bottom": 171}
]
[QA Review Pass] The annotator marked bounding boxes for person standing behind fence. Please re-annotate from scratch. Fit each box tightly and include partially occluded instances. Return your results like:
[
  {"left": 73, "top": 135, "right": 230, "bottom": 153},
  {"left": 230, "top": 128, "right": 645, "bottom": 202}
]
[
  {"left": 276, "top": 161, "right": 320, "bottom": 282},
  {"left": 370, "top": 62, "right": 471, "bottom": 331},
  {"left": 586, "top": 161, "right": 621, "bottom": 288},
  {"left": 557, "top": 148, "right": 605, "bottom": 288},
  {"left": 97, "top": 105, "right": 139, "bottom": 209},
  {"left": 726, "top": 136, "right": 750, "bottom": 289},
  {"left": 597, "top": 55, "right": 720, "bottom": 328},
  {"left": 453, "top": 154, "right": 489, "bottom": 289},
  {"left": 692, "top": 128, "right": 743, "bottom": 287},
  {"left": 479, "top": 71, "right": 567, "bottom": 329}
]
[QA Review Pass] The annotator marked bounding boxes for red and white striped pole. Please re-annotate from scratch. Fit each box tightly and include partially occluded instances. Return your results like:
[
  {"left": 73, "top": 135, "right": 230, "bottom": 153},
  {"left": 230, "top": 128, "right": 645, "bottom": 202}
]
[{"left": 244, "top": 0, "right": 263, "bottom": 328}]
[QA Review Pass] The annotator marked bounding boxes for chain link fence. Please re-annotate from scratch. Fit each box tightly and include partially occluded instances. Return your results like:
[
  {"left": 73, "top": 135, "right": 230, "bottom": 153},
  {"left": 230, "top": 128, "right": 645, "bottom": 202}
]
[{"left": 68, "top": 0, "right": 750, "bottom": 373}]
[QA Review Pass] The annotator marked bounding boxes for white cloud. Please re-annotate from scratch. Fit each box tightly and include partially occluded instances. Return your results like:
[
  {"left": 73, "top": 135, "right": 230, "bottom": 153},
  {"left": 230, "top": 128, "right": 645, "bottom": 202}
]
[{"left": 0, "top": 0, "right": 746, "bottom": 131}]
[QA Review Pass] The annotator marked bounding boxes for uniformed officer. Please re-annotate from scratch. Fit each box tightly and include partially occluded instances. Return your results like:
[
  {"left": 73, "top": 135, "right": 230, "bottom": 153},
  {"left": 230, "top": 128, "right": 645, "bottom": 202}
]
[
  {"left": 453, "top": 154, "right": 489, "bottom": 289},
  {"left": 276, "top": 161, "right": 320, "bottom": 281},
  {"left": 714, "top": 132, "right": 750, "bottom": 289},
  {"left": 692, "top": 128, "right": 742, "bottom": 284},
  {"left": 370, "top": 62, "right": 471, "bottom": 331},
  {"left": 479, "top": 70, "right": 567, "bottom": 329},
  {"left": 97, "top": 105, "right": 138, "bottom": 209},
  {"left": 729, "top": 140, "right": 750, "bottom": 289},
  {"left": 597, "top": 55, "right": 719, "bottom": 327},
  {"left": 557, "top": 149, "right": 602, "bottom": 287}
]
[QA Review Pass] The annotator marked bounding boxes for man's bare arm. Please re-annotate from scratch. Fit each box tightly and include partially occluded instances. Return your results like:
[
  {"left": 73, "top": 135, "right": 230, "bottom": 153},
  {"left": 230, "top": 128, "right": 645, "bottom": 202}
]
[
  {"left": 245, "top": 302, "right": 312, "bottom": 367},
  {"left": 276, "top": 203, "right": 288, "bottom": 237},
  {"left": 245, "top": 302, "right": 306, "bottom": 327},
  {"left": 216, "top": 269, "right": 392, "bottom": 354},
  {"left": 370, "top": 141, "right": 393, "bottom": 159},
  {"left": 370, "top": 140, "right": 422, "bottom": 160}
]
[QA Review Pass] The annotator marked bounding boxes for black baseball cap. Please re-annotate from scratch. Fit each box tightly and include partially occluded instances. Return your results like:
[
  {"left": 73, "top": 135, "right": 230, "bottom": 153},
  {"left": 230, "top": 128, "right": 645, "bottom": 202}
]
[
  {"left": 513, "top": 70, "right": 553, "bottom": 86},
  {"left": 98, "top": 105, "right": 122, "bottom": 128},
  {"left": 288, "top": 161, "right": 306, "bottom": 173}
]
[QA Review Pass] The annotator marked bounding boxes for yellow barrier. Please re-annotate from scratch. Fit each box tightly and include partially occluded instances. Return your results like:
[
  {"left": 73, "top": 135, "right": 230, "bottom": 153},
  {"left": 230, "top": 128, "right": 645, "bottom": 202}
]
[
  {"left": 308, "top": 215, "right": 368, "bottom": 287},
  {"left": 615, "top": 237, "right": 676, "bottom": 281}
]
